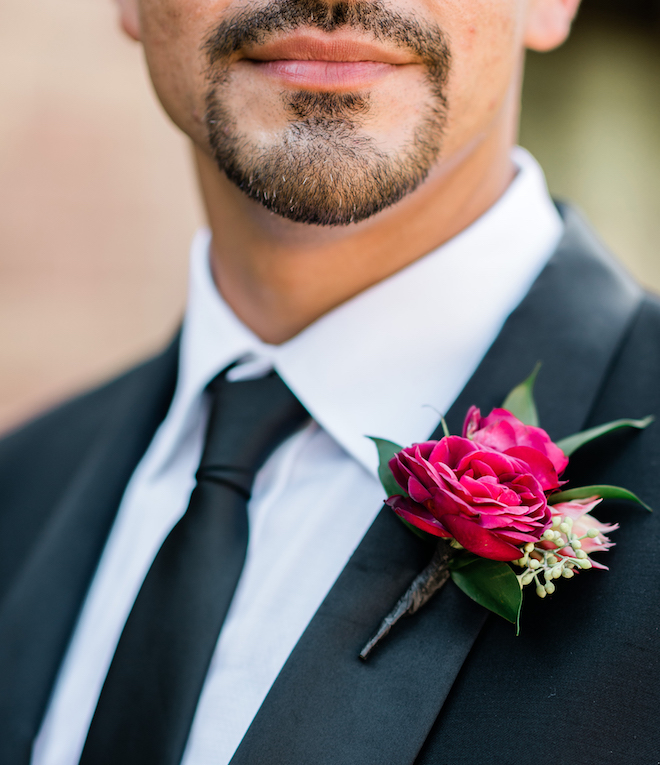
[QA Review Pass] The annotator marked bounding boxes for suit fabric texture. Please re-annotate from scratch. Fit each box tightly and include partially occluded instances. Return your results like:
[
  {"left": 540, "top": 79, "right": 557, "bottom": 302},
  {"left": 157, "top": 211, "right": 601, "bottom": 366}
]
[{"left": 0, "top": 206, "right": 659, "bottom": 765}]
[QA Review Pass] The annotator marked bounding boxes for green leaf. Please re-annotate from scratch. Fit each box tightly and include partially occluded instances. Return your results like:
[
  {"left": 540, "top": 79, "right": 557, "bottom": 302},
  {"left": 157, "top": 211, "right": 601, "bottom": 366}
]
[
  {"left": 501, "top": 363, "right": 541, "bottom": 427},
  {"left": 549, "top": 484, "right": 652, "bottom": 512},
  {"left": 556, "top": 416, "right": 654, "bottom": 457},
  {"left": 368, "top": 437, "right": 433, "bottom": 541},
  {"left": 367, "top": 437, "right": 406, "bottom": 498},
  {"left": 449, "top": 555, "right": 523, "bottom": 633}
]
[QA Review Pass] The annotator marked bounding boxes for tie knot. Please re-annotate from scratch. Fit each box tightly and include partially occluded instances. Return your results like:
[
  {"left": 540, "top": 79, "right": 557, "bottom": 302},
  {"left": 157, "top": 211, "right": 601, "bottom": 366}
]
[{"left": 197, "top": 370, "right": 309, "bottom": 497}]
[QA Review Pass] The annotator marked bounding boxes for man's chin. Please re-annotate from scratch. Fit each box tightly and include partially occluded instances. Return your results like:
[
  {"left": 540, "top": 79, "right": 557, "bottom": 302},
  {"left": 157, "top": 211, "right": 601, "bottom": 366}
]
[
  {"left": 223, "top": 163, "right": 430, "bottom": 226},
  {"left": 209, "top": 128, "right": 441, "bottom": 226}
]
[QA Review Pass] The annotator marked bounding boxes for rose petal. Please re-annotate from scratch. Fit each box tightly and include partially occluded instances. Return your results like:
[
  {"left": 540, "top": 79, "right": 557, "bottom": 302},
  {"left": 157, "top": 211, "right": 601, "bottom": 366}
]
[
  {"left": 462, "top": 406, "right": 482, "bottom": 439},
  {"left": 440, "top": 513, "right": 523, "bottom": 561},
  {"left": 470, "top": 408, "right": 568, "bottom": 476},
  {"left": 429, "top": 436, "right": 479, "bottom": 469},
  {"left": 428, "top": 486, "right": 477, "bottom": 518},
  {"left": 497, "top": 529, "right": 544, "bottom": 544},
  {"left": 471, "top": 420, "right": 519, "bottom": 452},
  {"left": 504, "top": 446, "right": 560, "bottom": 491},
  {"left": 387, "top": 495, "right": 452, "bottom": 538}
]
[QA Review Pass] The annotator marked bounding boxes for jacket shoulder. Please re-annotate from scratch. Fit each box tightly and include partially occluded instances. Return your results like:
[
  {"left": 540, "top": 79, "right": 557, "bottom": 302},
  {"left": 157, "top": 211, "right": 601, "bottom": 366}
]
[
  {"left": 609, "top": 289, "right": 660, "bottom": 385},
  {"left": 0, "top": 349, "right": 174, "bottom": 488},
  {"left": 0, "top": 342, "right": 178, "bottom": 593}
]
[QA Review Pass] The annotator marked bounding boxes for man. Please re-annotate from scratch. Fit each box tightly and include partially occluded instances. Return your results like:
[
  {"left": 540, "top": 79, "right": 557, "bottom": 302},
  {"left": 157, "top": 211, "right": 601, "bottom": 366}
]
[{"left": 1, "top": 0, "right": 659, "bottom": 762}]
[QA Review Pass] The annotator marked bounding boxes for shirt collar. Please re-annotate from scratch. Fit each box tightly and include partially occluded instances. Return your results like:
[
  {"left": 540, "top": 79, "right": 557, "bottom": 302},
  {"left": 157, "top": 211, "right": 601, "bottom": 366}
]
[{"left": 168, "top": 147, "right": 563, "bottom": 478}]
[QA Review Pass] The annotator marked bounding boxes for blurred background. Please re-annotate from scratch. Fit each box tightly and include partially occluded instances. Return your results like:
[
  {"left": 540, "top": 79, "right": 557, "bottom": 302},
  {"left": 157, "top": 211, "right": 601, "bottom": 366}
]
[{"left": 1, "top": 0, "right": 659, "bottom": 434}]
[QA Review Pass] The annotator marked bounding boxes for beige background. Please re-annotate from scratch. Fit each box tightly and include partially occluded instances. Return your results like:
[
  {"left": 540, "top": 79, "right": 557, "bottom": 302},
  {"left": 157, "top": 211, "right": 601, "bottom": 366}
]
[
  {"left": 1, "top": 2, "right": 659, "bottom": 434},
  {"left": 521, "top": 14, "right": 660, "bottom": 290},
  {"left": 0, "top": 0, "right": 202, "bottom": 433}
]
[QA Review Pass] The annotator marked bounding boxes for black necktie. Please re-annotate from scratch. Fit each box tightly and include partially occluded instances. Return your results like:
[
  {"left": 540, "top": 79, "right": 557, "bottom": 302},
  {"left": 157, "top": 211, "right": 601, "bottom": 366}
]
[{"left": 79, "top": 370, "right": 309, "bottom": 765}]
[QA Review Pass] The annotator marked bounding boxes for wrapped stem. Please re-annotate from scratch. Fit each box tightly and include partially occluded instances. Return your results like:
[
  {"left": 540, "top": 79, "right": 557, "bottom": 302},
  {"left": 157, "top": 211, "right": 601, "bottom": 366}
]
[{"left": 359, "top": 540, "right": 453, "bottom": 661}]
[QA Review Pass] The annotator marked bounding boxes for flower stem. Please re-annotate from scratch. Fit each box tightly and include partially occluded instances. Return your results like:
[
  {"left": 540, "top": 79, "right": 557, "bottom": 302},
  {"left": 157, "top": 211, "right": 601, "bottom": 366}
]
[{"left": 359, "top": 540, "right": 453, "bottom": 661}]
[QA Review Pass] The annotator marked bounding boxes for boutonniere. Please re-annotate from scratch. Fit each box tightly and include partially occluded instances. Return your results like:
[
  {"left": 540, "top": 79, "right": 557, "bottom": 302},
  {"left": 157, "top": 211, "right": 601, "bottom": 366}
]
[{"left": 360, "top": 366, "right": 653, "bottom": 660}]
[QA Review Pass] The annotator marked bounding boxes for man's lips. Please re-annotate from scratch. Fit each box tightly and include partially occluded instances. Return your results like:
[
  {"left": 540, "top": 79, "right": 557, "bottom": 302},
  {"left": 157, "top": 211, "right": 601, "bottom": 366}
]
[
  {"left": 238, "top": 32, "right": 416, "bottom": 90},
  {"left": 249, "top": 60, "right": 396, "bottom": 90},
  {"left": 243, "top": 33, "right": 416, "bottom": 65}
]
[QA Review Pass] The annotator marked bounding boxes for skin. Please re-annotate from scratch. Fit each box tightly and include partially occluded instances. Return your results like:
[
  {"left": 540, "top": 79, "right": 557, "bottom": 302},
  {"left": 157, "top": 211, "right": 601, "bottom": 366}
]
[{"left": 114, "top": 0, "right": 581, "bottom": 343}]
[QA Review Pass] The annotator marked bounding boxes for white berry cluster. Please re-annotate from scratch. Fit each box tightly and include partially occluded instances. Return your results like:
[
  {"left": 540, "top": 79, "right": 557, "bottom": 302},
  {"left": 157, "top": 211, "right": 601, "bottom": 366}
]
[{"left": 514, "top": 514, "right": 600, "bottom": 598}]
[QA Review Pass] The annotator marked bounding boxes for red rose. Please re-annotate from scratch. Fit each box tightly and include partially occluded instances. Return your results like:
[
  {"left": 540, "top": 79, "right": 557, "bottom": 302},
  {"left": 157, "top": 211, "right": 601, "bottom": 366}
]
[
  {"left": 387, "top": 436, "right": 552, "bottom": 561},
  {"left": 463, "top": 406, "right": 568, "bottom": 487}
]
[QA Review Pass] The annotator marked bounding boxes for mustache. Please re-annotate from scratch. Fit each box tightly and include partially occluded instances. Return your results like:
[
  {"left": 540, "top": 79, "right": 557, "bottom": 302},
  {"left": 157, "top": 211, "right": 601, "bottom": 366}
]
[{"left": 202, "top": 0, "right": 452, "bottom": 69}]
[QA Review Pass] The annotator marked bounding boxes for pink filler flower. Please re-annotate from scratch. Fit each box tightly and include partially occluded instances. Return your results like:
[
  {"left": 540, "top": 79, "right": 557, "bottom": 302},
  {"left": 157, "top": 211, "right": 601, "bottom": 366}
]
[{"left": 544, "top": 497, "right": 618, "bottom": 569}]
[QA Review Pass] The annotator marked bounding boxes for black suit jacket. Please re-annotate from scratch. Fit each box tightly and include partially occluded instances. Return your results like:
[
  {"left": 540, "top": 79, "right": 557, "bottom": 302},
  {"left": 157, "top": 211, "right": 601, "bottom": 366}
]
[{"left": 1, "top": 206, "right": 659, "bottom": 764}]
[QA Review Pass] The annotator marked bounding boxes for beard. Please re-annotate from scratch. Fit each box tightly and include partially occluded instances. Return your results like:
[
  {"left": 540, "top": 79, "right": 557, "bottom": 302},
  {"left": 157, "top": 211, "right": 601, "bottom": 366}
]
[{"left": 203, "top": 0, "right": 452, "bottom": 227}]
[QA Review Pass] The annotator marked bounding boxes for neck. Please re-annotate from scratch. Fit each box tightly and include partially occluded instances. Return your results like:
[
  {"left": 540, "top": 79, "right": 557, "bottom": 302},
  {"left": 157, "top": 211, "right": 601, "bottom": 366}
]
[{"left": 195, "top": 110, "right": 516, "bottom": 345}]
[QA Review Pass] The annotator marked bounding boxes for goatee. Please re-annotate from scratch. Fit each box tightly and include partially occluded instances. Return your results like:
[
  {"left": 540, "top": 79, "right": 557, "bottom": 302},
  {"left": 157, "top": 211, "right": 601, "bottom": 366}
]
[{"left": 203, "top": 0, "right": 452, "bottom": 226}]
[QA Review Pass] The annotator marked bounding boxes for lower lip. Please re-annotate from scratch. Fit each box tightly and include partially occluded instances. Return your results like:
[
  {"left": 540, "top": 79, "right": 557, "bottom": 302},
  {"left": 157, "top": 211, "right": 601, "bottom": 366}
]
[{"left": 249, "top": 60, "right": 397, "bottom": 90}]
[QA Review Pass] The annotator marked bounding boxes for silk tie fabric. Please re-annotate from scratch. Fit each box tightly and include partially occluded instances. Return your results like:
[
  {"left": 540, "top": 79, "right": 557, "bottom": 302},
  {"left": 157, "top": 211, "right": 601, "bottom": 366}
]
[{"left": 79, "top": 370, "right": 309, "bottom": 765}]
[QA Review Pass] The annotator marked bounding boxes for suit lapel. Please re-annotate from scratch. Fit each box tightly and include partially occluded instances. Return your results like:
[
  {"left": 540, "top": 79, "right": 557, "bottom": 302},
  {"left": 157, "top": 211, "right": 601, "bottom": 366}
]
[
  {"left": 0, "top": 339, "right": 179, "bottom": 764},
  {"left": 444, "top": 205, "right": 642, "bottom": 440},
  {"left": 230, "top": 207, "right": 643, "bottom": 765}
]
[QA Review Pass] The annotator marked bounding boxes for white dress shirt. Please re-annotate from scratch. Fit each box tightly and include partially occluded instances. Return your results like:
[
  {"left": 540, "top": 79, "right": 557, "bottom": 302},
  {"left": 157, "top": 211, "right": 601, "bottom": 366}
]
[{"left": 32, "top": 147, "right": 563, "bottom": 765}]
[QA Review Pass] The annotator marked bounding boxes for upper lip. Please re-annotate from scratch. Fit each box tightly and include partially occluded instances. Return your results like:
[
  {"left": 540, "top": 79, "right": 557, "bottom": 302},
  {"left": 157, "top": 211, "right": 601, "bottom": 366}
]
[{"left": 241, "top": 32, "right": 417, "bottom": 65}]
